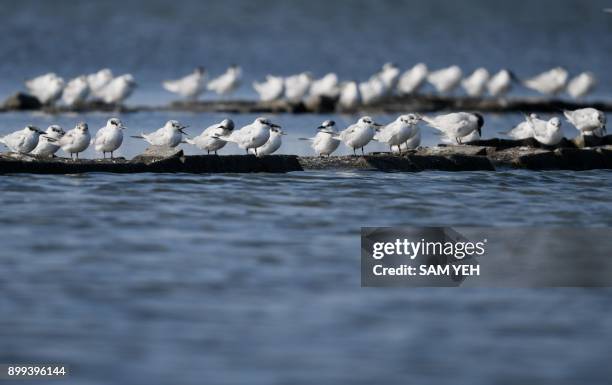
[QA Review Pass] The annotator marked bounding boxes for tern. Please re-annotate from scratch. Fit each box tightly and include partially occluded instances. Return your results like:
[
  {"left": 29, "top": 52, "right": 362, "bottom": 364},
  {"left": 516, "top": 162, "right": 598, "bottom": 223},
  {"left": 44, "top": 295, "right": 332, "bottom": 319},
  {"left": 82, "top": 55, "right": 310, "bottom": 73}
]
[
  {"left": 566, "top": 72, "right": 596, "bottom": 99},
  {"left": 299, "top": 120, "right": 341, "bottom": 157},
  {"left": 250, "top": 126, "right": 285, "bottom": 156},
  {"left": 163, "top": 67, "right": 207, "bottom": 100},
  {"left": 397, "top": 63, "right": 428, "bottom": 95},
  {"left": 564, "top": 108, "right": 606, "bottom": 136},
  {"left": 487, "top": 69, "right": 517, "bottom": 97},
  {"left": 338, "top": 81, "right": 361, "bottom": 110},
  {"left": 25, "top": 73, "right": 64, "bottom": 105},
  {"left": 462, "top": 68, "right": 490, "bottom": 97},
  {"left": 93, "top": 118, "right": 126, "bottom": 158},
  {"left": 0, "top": 125, "right": 45, "bottom": 154},
  {"left": 99, "top": 74, "right": 136, "bottom": 104},
  {"left": 422, "top": 112, "right": 484, "bottom": 144},
  {"left": 359, "top": 76, "right": 386, "bottom": 104},
  {"left": 185, "top": 118, "right": 235, "bottom": 154},
  {"left": 427, "top": 65, "right": 463, "bottom": 94},
  {"left": 58, "top": 122, "right": 91, "bottom": 159},
  {"left": 404, "top": 129, "right": 421, "bottom": 150},
  {"left": 216, "top": 117, "right": 278, "bottom": 155},
  {"left": 375, "top": 114, "right": 421, "bottom": 152},
  {"left": 284, "top": 72, "right": 313, "bottom": 102},
  {"left": 31, "top": 125, "right": 66, "bottom": 157},
  {"left": 376, "top": 63, "right": 401, "bottom": 92},
  {"left": 253, "top": 75, "right": 285, "bottom": 102},
  {"left": 337, "top": 116, "right": 382, "bottom": 155},
  {"left": 523, "top": 67, "right": 568, "bottom": 95},
  {"left": 87, "top": 69, "right": 114, "bottom": 100},
  {"left": 502, "top": 114, "right": 539, "bottom": 140},
  {"left": 207, "top": 65, "right": 241, "bottom": 97},
  {"left": 309, "top": 73, "right": 340, "bottom": 99},
  {"left": 133, "top": 120, "right": 188, "bottom": 148},
  {"left": 528, "top": 116, "right": 563, "bottom": 146},
  {"left": 62, "top": 76, "right": 90, "bottom": 106}
]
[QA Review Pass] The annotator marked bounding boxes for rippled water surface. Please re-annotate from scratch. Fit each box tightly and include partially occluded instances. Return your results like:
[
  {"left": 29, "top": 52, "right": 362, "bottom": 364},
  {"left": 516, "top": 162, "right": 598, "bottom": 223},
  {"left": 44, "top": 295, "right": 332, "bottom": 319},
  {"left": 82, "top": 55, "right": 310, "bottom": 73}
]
[{"left": 1, "top": 168, "right": 612, "bottom": 384}]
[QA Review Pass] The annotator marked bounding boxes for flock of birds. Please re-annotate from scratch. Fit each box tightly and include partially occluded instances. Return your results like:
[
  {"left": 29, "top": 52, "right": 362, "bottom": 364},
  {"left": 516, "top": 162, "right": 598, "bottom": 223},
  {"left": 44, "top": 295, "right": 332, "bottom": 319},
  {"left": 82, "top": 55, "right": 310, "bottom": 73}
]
[
  {"left": 0, "top": 107, "right": 606, "bottom": 159},
  {"left": 21, "top": 64, "right": 596, "bottom": 107}
]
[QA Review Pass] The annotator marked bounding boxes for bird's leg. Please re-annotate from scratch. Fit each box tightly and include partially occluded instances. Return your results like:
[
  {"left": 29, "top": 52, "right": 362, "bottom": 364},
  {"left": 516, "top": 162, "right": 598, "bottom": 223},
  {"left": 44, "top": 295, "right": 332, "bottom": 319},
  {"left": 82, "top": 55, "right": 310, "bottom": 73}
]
[
  {"left": 255, "top": 148, "right": 258, "bottom": 156},
  {"left": 111, "top": 151, "right": 114, "bottom": 159},
  {"left": 361, "top": 147, "right": 365, "bottom": 156},
  {"left": 389, "top": 145, "right": 392, "bottom": 152},
  {"left": 215, "top": 151, "right": 218, "bottom": 155},
  {"left": 207, "top": 150, "right": 210, "bottom": 155},
  {"left": 103, "top": 152, "right": 106, "bottom": 159},
  {"left": 245, "top": 149, "right": 249, "bottom": 155},
  {"left": 353, "top": 148, "right": 357, "bottom": 156}
]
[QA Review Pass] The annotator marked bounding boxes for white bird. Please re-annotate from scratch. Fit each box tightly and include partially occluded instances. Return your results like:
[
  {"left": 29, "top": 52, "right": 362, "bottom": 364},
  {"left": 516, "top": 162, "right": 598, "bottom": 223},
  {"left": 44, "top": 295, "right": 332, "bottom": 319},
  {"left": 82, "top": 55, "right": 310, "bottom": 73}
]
[
  {"left": 376, "top": 62, "right": 400, "bottom": 92},
  {"left": 461, "top": 68, "right": 490, "bottom": 97},
  {"left": 87, "top": 69, "right": 114, "bottom": 100},
  {"left": 567, "top": 72, "right": 596, "bottom": 99},
  {"left": 31, "top": 125, "right": 66, "bottom": 157},
  {"left": 375, "top": 114, "right": 421, "bottom": 152},
  {"left": 422, "top": 112, "right": 484, "bottom": 144},
  {"left": 0, "top": 125, "right": 45, "bottom": 154},
  {"left": 207, "top": 65, "right": 241, "bottom": 97},
  {"left": 427, "top": 65, "right": 463, "bottom": 94},
  {"left": 284, "top": 72, "right": 313, "bottom": 102},
  {"left": 185, "top": 119, "right": 235, "bottom": 154},
  {"left": 58, "top": 122, "right": 91, "bottom": 159},
  {"left": 25, "top": 73, "right": 64, "bottom": 104},
  {"left": 502, "top": 114, "right": 539, "bottom": 140},
  {"left": 216, "top": 117, "right": 278, "bottom": 155},
  {"left": 62, "top": 76, "right": 90, "bottom": 106},
  {"left": 163, "top": 67, "right": 207, "bottom": 100},
  {"left": 250, "top": 126, "right": 285, "bottom": 156},
  {"left": 440, "top": 129, "right": 481, "bottom": 144},
  {"left": 523, "top": 67, "right": 568, "bottom": 95},
  {"left": 404, "top": 129, "right": 421, "bottom": 150},
  {"left": 359, "top": 76, "right": 386, "bottom": 104},
  {"left": 337, "top": 116, "right": 382, "bottom": 155},
  {"left": 99, "top": 74, "right": 136, "bottom": 104},
  {"left": 134, "top": 120, "right": 188, "bottom": 148},
  {"left": 564, "top": 108, "right": 606, "bottom": 136},
  {"left": 299, "top": 120, "right": 341, "bottom": 157},
  {"left": 309, "top": 73, "right": 340, "bottom": 98},
  {"left": 397, "top": 63, "right": 428, "bottom": 94},
  {"left": 93, "top": 118, "right": 126, "bottom": 158},
  {"left": 487, "top": 69, "right": 515, "bottom": 97},
  {"left": 253, "top": 75, "right": 285, "bottom": 102},
  {"left": 338, "top": 81, "right": 361, "bottom": 110},
  {"left": 528, "top": 116, "right": 563, "bottom": 146}
]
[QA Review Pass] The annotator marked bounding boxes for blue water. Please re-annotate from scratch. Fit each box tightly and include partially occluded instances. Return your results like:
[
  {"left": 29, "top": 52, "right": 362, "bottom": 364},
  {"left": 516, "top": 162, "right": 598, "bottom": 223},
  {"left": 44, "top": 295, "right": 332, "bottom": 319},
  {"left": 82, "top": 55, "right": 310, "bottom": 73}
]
[
  {"left": 1, "top": 170, "right": 612, "bottom": 384},
  {"left": 1, "top": 1, "right": 612, "bottom": 384}
]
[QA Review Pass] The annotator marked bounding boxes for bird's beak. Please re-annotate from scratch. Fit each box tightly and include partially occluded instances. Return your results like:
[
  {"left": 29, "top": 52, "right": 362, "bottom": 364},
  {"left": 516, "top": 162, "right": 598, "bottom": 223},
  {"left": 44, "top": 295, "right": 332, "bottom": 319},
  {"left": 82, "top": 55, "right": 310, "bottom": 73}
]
[
  {"left": 373, "top": 122, "right": 383, "bottom": 127},
  {"left": 270, "top": 123, "right": 281, "bottom": 128},
  {"left": 120, "top": 126, "right": 127, "bottom": 130},
  {"left": 317, "top": 125, "right": 325, "bottom": 129},
  {"left": 280, "top": 132, "right": 287, "bottom": 135},
  {"left": 43, "top": 136, "right": 56, "bottom": 142}
]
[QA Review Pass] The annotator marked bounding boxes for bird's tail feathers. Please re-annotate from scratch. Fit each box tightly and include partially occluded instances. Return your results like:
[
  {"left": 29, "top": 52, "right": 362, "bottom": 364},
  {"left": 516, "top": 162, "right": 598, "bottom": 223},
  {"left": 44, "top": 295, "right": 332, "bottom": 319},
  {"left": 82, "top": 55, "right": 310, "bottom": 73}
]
[{"left": 130, "top": 134, "right": 145, "bottom": 139}]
